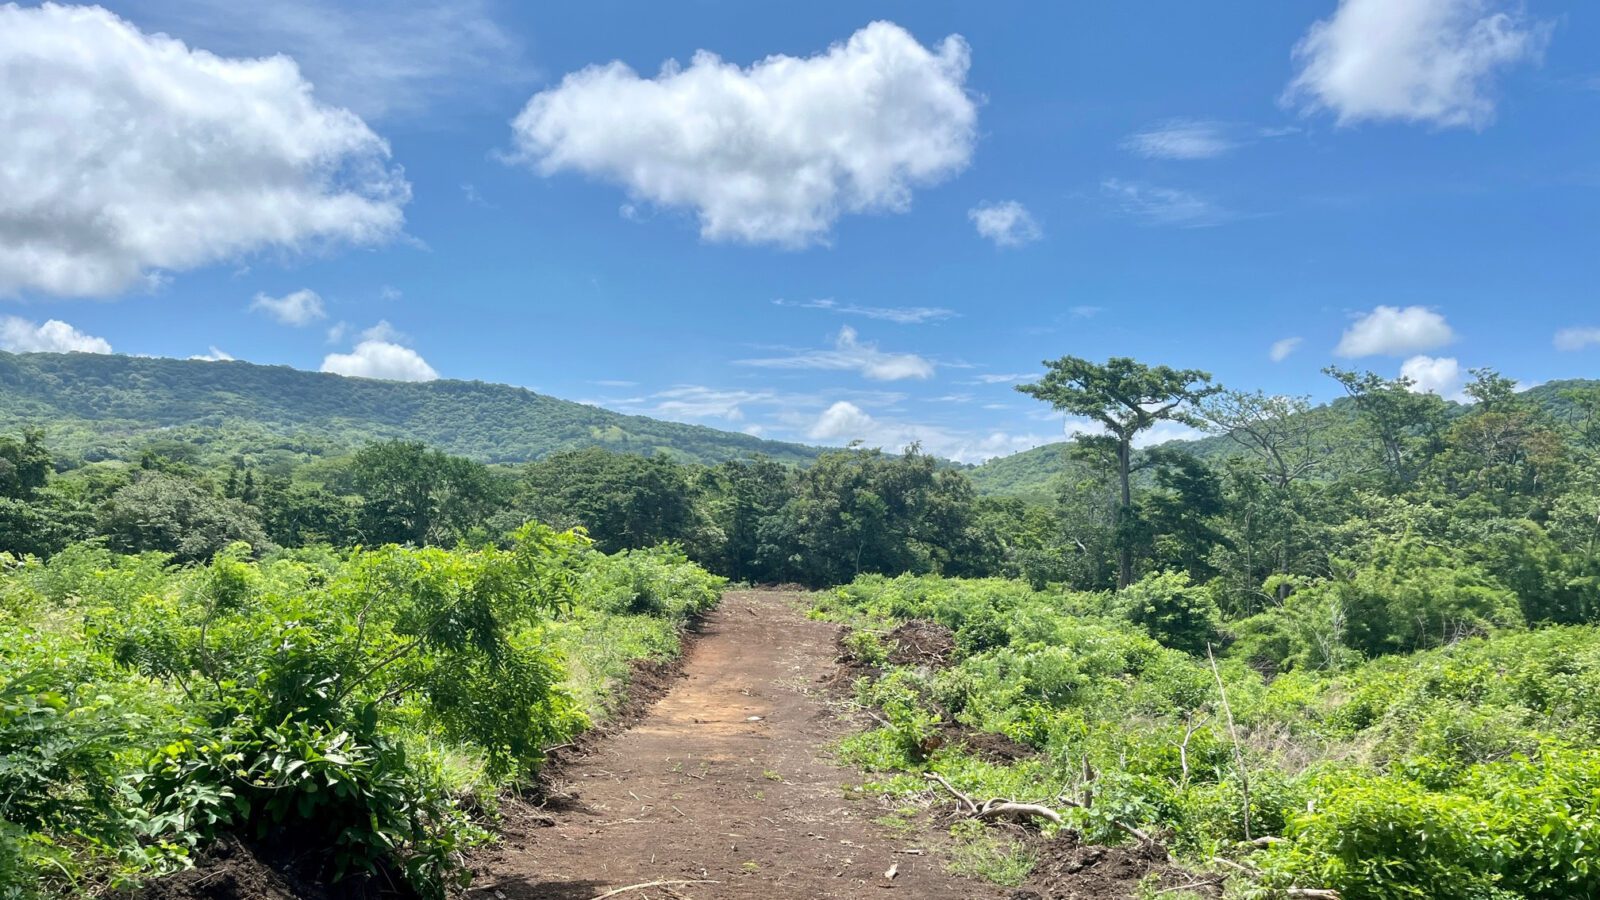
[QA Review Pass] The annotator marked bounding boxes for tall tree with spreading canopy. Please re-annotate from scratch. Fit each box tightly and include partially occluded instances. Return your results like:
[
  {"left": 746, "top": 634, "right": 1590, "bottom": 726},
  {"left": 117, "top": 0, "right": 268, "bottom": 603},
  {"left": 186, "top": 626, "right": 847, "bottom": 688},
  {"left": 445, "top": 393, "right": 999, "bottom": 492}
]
[{"left": 1018, "top": 357, "right": 1220, "bottom": 586}]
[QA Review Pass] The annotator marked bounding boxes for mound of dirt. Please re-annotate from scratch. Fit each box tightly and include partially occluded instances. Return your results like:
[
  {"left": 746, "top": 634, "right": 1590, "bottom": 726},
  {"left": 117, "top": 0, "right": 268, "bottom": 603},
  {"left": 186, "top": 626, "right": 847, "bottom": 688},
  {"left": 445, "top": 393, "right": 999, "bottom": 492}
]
[
  {"left": 1025, "top": 833, "right": 1222, "bottom": 900},
  {"left": 886, "top": 620, "right": 956, "bottom": 667},
  {"left": 935, "top": 721, "right": 1037, "bottom": 763},
  {"left": 134, "top": 837, "right": 404, "bottom": 900}
]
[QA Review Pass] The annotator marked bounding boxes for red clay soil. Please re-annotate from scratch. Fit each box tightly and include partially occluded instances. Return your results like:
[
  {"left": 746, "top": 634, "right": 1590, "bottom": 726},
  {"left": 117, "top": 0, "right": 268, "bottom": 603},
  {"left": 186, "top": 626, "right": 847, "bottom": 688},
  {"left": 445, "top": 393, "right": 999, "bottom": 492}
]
[{"left": 467, "top": 590, "right": 1011, "bottom": 900}]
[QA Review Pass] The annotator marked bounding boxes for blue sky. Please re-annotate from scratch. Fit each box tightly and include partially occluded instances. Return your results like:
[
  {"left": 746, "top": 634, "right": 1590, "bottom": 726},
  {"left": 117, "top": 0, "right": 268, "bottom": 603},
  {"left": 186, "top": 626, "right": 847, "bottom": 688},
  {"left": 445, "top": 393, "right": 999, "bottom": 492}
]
[{"left": 1, "top": 1, "right": 1597, "bottom": 461}]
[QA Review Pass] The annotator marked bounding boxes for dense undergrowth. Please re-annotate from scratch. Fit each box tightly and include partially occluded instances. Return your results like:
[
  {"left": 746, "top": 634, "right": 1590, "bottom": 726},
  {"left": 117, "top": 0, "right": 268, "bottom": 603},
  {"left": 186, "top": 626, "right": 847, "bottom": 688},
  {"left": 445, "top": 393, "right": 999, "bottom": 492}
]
[
  {"left": 0, "top": 530, "right": 721, "bottom": 899},
  {"left": 818, "top": 574, "right": 1600, "bottom": 900}
]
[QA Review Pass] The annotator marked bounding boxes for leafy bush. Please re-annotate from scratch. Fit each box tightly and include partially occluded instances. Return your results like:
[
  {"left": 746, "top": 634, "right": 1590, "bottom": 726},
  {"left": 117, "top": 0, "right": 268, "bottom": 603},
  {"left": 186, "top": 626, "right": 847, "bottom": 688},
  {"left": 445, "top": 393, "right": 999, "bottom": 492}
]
[
  {"left": 823, "top": 573, "right": 1600, "bottom": 900},
  {"left": 0, "top": 524, "right": 723, "bottom": 898}
]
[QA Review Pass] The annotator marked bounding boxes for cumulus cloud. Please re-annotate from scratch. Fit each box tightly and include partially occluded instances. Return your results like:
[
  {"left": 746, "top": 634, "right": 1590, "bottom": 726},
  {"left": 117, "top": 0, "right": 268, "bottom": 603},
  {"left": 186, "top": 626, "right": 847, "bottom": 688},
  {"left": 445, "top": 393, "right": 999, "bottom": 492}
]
[
  {"left": 190, "top": 346, "right": 234, "bottom": 361},
  {"left": 1123, "top": 119, "right": 1239, "bottom": 159},
  {"left": 250, "top": 289, "right": 328, "bottom": 326},
  {"left": 808, "top": 400, "right": 878, "bottom": 440},
  {"left": 0, "top": 4, "right": 408, "bottom": 298},
  {"left": 1554, "top": 326, "right": 1600, "bottom": 352},
  {"left": 1270, "top": 336, "right": 1304, "bottom": 362},
  {"left": 736, "top": 326, "right": 935, "bottom": 381},
  {"left": 1401, "top": 354, "right": 1465, "bottom": 398},
  {"left": 969, "top": 201, "right": 1042, "bottom": 247},
  {"left": 507, "top": 21, "right": 976, "bottom": 247},
  {"left": 320, "top": 320, "right": 436, "bottom": 381},
  {"left": 1102, "top": 179, "right": 1231, "bottom": 227},
  {"left": 0, "top": 316, "right": 114, "bottom": 354},
  {"left": 1336, "top": 305, "right": 1456, "bottom": 357},
  {"left": 773, "top": 298, "right": 956, "bottom": 325},
  {"left": 1286, "top": 0, "right": 1548, "bottom": 128}
]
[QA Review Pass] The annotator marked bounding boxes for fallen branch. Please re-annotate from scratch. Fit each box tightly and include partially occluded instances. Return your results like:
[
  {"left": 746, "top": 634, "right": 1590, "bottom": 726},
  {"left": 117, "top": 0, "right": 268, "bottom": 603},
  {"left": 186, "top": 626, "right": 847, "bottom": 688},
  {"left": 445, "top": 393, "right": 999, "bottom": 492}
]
[
  {"left": 1286, "top": 891, "right": 1340, "bottom": 900},
  {"left": 589, "top": 880, "right": 719, "bottom": 900},
  {"left": 1211, "top": 856, "right": 1258, "bottom": 876},
  {"left": 922, "top": 772, "right": 978, "bottom": 814},
  {"left": 975, "top": 801, "right": 1063, "bottom": 825},
  {"left": 1155, "top": 878, "right": 1224, "bottom": 895}
]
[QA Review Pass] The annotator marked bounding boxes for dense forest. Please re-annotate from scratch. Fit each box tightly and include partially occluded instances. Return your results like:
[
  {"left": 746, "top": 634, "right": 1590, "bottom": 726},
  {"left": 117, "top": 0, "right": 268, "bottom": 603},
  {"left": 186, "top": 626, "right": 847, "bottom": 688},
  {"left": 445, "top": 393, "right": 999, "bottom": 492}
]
[{"left": 5, "top": 355, "right": 1600, "bottom": 899}]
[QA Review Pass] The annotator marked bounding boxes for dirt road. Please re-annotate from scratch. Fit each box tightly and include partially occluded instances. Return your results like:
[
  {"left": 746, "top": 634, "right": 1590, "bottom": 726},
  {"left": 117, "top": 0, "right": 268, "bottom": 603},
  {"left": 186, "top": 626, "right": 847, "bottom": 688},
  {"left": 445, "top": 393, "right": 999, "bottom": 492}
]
[{"left": 469, "top": 590, "right": 1009, "bottom": 900}]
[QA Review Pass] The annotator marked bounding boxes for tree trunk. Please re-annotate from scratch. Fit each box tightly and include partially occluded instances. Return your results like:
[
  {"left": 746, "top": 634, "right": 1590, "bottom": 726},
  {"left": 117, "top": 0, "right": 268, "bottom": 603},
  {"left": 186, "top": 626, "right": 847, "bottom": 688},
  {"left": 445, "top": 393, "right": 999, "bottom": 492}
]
[{"left": 1117, "top": 438, "right": 1132, "bottom": 589}]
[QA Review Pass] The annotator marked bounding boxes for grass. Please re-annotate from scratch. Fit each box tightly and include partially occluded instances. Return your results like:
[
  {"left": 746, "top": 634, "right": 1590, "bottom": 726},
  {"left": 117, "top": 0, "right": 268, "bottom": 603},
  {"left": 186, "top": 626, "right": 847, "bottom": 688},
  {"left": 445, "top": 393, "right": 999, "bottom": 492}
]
[{"left": 944, "top": 819, "right": 1035, "bottom": 887}]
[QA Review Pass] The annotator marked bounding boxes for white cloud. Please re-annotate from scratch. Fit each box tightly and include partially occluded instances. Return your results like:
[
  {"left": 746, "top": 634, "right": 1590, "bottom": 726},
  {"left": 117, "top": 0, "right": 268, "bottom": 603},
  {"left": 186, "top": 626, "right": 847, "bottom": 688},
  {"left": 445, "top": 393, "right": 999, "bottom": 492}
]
[
  {"left": 1336, "top": 305, "right": 1456, "bottom": 357},
  {"left": 190, "top": 346, "right": 234, "bottom": 361},
  {"left": 1286, "top": 0, "right": 1548, "bottom": 128},
  {"left": 972, "top": 372, "right": 1037, "bottom": 385},
  {"left": 736, "top": 326, "right": 935, "bottom": 381},
  {"left": 1070, "top": 306, "right": 1102, "bottom": 319},
  {"left": 119, "top": 0, "right": 526, "bottom": 122},
  {"left": 360, "top": 320, "right": 405, "bottom": 343},
  {"left": 1270, "top": 336, "right": 1304, "bottom": 362},
  {"left": 652, "top": 386, "right": 775, "bottom": 421},
  {"left": 250, "top": 289, "right": 328, "bottom": 326},
  {"left": 808, "top": 400, "right": 878, "bottom": 440},
  {"left": 1130, "top": 420, "right": 1209, "bottom": 448},
  {"left": 1123, "top": 119, "right": 1239, "bottom": 159},
  {"left": 0, "top": 316, "right": 113, "bottom": 354},
  {"left": 1102, "top": 179, "right": 1230, "bottom": 227},
  {"left": 969, "top": 201, "right": 1042, "bottom": 247},
  {"left": 804, "top": 400, "right": 1048, "bottom": 463},
  {"left": 773, "top": 298, "right": 957, "bottom": 324},
  {"left": 1554, "top": 326, "right": 1600, "bottom": 352},
  {"left": 0, "top": 4, "right": 408, "bottom": 298},
  {"left": 320, "top": 340, "right": 437, "bottom": 381},
  {"left": 1401, "top": 354, "right": 1465, "bottom": 398},
  {"left": 508, "top": 21, "right": 976, "bottom": 247}
]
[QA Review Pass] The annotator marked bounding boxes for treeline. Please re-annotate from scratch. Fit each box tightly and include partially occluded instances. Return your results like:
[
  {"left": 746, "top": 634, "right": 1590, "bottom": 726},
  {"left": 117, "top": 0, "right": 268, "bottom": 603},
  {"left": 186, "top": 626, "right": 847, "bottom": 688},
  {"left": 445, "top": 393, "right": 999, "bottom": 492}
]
[
  {"left": 6, "top": 361, "right": 1600, "bottom": 646},
  {"left": 0, "top": 434, "right": 988, "bottom": 587}
]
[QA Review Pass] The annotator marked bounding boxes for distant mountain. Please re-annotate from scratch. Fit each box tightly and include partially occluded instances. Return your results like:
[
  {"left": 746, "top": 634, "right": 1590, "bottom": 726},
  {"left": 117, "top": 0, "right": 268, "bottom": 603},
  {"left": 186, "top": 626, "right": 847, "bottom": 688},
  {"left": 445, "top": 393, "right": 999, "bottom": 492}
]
[
  {"left": 965, "top": 380, "right": 1599, "bottom": 497},
  {"left": 0, "top": 351, "right": 822, "bottom": 467}
]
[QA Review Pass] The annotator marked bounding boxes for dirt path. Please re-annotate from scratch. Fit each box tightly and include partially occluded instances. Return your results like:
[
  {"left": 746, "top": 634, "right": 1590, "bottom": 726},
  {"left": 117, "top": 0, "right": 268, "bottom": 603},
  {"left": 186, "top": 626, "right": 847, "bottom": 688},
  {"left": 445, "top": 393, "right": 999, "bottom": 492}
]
[{"left": 469, "top": 590, "right": 1009, "bottom": 900}]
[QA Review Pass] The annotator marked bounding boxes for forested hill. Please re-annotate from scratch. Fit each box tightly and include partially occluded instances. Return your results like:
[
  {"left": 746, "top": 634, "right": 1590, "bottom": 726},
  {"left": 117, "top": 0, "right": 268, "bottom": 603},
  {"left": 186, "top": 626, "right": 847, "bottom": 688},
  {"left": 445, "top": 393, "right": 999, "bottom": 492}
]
[
  {"left": 0, "top": 351, "right": 821, "bottom": 466},
  {"left": 966, "top": 379, "right": 1600, "bottom": 497}
]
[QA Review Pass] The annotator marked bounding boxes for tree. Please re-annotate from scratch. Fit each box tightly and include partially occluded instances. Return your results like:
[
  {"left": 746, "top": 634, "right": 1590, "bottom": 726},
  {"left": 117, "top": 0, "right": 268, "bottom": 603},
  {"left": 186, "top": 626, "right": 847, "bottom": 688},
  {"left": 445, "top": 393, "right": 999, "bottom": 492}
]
[
  {"left": 699, "top": 458, "right": 792, "bottom": 582},
  {"left": 517, "top": 448, "right": 701, "bottom": 554},
  {"left": 98, "top": 472, "right": 273, "bottom": 561},
  {"left": 347, "top": 441, "right": 503, "bottom": 547},
  {"left": 1324, "top": 367, "right": 1449, "bottom": 488},
  {"left": 1018, "top": 357, "right": 1220, "bottom": 586},
  {"left": 0, "top": 429, "right": 50, "bottom": 501},
  {"left": 1201, "top": 391, "right": 1331, "bottom": 490}
]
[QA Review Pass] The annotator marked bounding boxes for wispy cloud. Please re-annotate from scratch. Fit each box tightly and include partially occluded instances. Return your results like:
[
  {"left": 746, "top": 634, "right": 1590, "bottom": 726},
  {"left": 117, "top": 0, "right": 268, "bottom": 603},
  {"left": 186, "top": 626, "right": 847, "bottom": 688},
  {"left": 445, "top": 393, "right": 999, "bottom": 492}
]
[
  {"left": 1123, "top": 118, "right": 1239, "bottom": 160},
  {"left": 122, "top": 0, "right": 530, "bottom": 121},
  {"left": 970, "top": 372, "right": 1039, "bottom": 385},
  {"left": 1270, "top": 336, "right": 1304, "bottom": 362},
  {"left": 1101, "top": 178, "right": 1233, "bottom": 227},
  {"left": 773, "top": 298, "right": 957, "bottom": 325},
  {"left": 1554, "top": 326, "right": 1600, "bottom": 352},
  {"left": 801, "top": 400, "right": 1052, "bottom": 463},
  {"left": 736, "top": 327, "right": 935, "bottom": 381}
]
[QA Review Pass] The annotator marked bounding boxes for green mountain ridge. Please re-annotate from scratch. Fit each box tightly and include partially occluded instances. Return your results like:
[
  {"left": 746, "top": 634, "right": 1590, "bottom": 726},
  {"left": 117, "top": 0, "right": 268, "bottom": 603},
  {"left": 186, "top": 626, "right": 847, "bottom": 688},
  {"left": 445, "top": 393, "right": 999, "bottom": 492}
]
[{"left": 0, "top": 351, "right": 822, "bottom": 467}]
